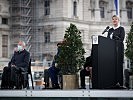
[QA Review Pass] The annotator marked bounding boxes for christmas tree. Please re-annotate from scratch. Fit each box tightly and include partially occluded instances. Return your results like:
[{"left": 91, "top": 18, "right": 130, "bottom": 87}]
[
  {"left": 56, "top": 23, "right": 85, "bottom": 75},
  {"left": 125, "top": 22, "right": 133, "bottom": 66}
]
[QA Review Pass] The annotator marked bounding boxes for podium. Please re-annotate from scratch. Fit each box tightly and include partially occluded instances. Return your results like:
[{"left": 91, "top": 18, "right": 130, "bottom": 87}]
[{"left": 91, "top": 36, "right": 124, "bottom": 89}]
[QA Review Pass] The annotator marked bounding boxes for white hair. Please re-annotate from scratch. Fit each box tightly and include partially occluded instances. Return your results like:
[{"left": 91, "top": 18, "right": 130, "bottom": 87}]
[
  {"left": 22, "top": 41, "right": 26, "bottom": 46},
  {"left": 18, "top": 40, "right": 26, "bottom": 47}
]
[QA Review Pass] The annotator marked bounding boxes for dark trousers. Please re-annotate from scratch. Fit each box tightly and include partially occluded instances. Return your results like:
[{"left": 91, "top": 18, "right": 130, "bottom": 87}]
[
  {"left": 12, "top": 67, "right": 28, "bottom": 89},
  {"left": 124, "top": 69, "right": 133, "bottom": 88},
  {"left": 11, "top": 67, "right": 28, "bottom": 79},
  {"left": 44, "top": 69, "right": 50, "bottom": 88},
  {"left": 48, "top": 67, "right": 60, "bottom": 88},
  {"left": 80, "top": 69, "right": 90, "bottom": 88},
  {"left": 44, "top": 67, "right": 60, "bottom": 89}
]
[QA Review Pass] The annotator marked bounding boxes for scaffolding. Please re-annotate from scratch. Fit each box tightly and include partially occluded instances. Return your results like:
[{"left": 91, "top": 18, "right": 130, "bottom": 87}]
[
  {"left": 9, "top": 0, "right": 39, "bottom": 61},
  {"left": 9, "top": 0, "right": 55, "bottom": 64},
  {"left": 9, "top": 0, "right": 33, "bottom": 52}
]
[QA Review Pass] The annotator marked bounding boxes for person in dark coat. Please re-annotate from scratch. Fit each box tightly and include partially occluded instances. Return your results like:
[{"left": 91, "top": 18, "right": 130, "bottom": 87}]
[
  {"left": 80, "top": 56, "right": 92, "bottom": 89},
  {"left": 107, "top": 15, "right": 125, "bottom": 88},
  {"left": 44, "top": 42, "right": 62, "bottom": 89},
  {"left": 48, "top": 60, "right": 60, "bottom": 89},
  {"left": 1, "top": 47, "right": 18, "bottom": 89},
  {"left": 1, "top": 41, "right": 30, "bottom": 89},
  {"left": 11, "top": 41, "right": 30, "bottom": 88}
]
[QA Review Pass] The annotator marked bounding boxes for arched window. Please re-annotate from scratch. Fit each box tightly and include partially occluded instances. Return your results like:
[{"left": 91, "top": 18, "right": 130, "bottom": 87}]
[
  {"left": 44, "top": 0, "right": 50, "bottom": 15},
  {"left": 73, "top": 1, "right": 77, "bottom": 16},
  {"left": 44, "top": 32, "right": 50, "bottom": 43},
  {"left": 2, "top": 35, "right": 8, "bottom": 58},
  {"left": 100, "top": 6, "right": 105, "bottom": 18},
  {"left": 126, "top": 1, "right": 133, "bottom": 19},
  {"left": 99, "top": 0, "right": 108, "bottom": 19}
]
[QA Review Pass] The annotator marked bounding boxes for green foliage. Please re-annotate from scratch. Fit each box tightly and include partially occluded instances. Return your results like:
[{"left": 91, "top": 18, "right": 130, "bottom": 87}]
[
  {"left": 56, "top": 23, "right": 85, "bottom": 75},
  {"left": 125, "top": 22, "right": 133, "bottom": 63}
]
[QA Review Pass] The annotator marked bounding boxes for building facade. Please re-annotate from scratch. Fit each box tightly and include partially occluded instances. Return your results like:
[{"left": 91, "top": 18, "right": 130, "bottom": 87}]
[
  {"left": 0, "top": 0, "right": 10, "bottom": 68},
  {"left": 0, "top": 0, "right": 133, "bottom": 68}
]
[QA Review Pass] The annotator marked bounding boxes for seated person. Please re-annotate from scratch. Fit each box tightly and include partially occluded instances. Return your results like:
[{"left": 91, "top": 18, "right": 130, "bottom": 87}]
[
  {"left": 1, "top": 48, "right": 18, "bottom": 89},
  {"left": 48, "top": 60, "right": 60, "bottom": 89},
  {"left": 80, "top": 56, "right": 92, "bottom": 89},
  {"left": 44, "top": 58, "right": 60, "bottom": 89},
  {"left": 1, "top": 62, "right": 12, "bottom": 89},
  {"left": 124, "top": 68, "right": 133, "bottom": 89},
  {"left": 1, "top": 41, "right": 30, "bottom": 89},
  {"left": 44, "top": 42, "right": 62, "bottom": 89}
]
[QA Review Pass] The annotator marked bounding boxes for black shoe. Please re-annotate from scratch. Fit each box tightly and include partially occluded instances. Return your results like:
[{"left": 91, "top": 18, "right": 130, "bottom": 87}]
[
  {"left": 53, "top": 85, "right": 60, "bottom": 89},
  {"left": 79, "top": 86, "right": 86, "bottom": 89},
  {"left": 52, "top": 84, "right": 60, "bottom": 89}
]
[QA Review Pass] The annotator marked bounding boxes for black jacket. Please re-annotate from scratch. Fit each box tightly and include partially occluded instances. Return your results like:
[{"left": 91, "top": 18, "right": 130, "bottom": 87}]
[
  {"left": 10, "top": 49, "right": 30, "bottom": 68},
  {"left": 84, "top": 56, "right": 92, "bottom": 69},
  {"left": 107, "top": 26, "right": 125, "bottom": 42}
]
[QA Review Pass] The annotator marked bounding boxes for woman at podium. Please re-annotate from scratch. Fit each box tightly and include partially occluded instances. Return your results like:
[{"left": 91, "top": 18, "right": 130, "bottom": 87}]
[
  {"left": 107, "top": 15, "right": 125, "bottom": 88},
  {"left": 92, "top": 15, "right": 126, "bottom": 89},
  {"left": 107, "top": 15, "right": 125, "bottom": 42}
]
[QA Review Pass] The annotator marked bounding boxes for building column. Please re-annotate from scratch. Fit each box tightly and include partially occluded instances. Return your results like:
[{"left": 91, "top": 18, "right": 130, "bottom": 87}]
[
  {"left": 94, "top": 0, "right": 101, "bottom": 21},
  {"left": 121, "top": 0, "right": 128, "bottom": 22},
  {"left": 88, "top": 0, "right": 91, "bottom": 20},
  {"left": 0, "top": 34, "right": 2, "bottom": 58},
  {"left": 83, "top": 0, "right": 91, "bottom": 21},
  {"left": 111, "top": 0, "right": 117, "bottom": 16}
]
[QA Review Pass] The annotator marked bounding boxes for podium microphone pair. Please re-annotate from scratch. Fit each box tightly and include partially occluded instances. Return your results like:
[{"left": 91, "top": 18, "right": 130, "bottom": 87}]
[{"left": 102, "top": 26, "right": 110, "bottom": 34}]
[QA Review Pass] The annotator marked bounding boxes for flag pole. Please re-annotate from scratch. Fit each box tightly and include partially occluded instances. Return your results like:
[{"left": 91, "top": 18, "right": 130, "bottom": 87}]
[{"left": 117, "top": 0, "right": 120, "bottom": 17}]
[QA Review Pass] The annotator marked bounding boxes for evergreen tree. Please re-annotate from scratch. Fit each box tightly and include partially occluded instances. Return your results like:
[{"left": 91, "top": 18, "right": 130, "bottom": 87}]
[
  {"left": 56, "top": 23, "right": 85, "bottom": 75},
  {"left": 125, "top": 22, "right": 133, "bottom": 66}
]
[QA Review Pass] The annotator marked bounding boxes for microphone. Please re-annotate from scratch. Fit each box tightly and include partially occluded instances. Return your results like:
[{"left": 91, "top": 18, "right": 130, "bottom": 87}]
[{"left": 102, "top": 26, "right": 110, "bottom": 34}]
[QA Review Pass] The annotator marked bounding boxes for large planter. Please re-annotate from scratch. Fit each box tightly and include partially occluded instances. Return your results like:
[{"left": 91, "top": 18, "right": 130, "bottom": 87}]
[
  {"left": 62, "top": 74, "right": 79, "bottom": 89},
  {"left": 36, "top": 80, "right": 44, "bottom": 86}
]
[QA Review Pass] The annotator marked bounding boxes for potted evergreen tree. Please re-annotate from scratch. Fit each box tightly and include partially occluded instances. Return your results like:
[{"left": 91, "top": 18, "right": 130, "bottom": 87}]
[
  {"left": 125, "top": 22, "right": 133, "bottom": 88},
  {"left": 125, "top": 22, "right": 133, "bottom": 64},
  {"left": 56, "top": 23, "right": 85, "bottom": 89}
]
